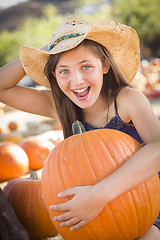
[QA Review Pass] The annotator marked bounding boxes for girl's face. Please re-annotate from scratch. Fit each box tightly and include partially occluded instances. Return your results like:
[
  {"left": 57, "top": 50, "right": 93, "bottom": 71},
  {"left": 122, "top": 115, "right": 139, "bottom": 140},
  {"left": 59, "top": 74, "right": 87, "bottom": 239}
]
[{"left": 54, "top": 44, "right": 110, "bottom": 109}]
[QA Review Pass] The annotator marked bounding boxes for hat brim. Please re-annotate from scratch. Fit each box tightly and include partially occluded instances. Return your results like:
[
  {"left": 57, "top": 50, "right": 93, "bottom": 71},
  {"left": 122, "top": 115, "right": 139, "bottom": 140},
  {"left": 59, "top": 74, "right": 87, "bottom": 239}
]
[
  {"left": 20, "top": 18, "right": 140, "bottom": 88},
  {"left": 86, "top": 20, "right": 140, "bottom": 82},
  {"left": 20, "top": 46, "right": 51, "bottom": 88}
]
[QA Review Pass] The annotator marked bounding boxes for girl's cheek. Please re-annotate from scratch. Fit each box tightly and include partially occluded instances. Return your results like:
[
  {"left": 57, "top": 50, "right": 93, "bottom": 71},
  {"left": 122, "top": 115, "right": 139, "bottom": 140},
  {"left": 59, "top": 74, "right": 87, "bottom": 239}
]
[{"left": 57, "top": 78, "right": 69, "bottom": 91}]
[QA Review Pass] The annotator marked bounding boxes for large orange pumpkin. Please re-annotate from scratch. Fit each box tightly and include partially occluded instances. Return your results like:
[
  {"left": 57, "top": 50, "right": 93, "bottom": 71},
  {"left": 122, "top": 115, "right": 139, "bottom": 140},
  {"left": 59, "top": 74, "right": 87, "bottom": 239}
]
[
  {"left": 41, "top": 124, "right": 160, "bottom": 240},
  {"left": 0, "top": 142, "right": 29, "bottom": 181},
  {"left": 3, "top": 172, "right": 58, "bottom": 240},
  {"left": 20, "top": 136, "right": 55, "bottom": 170}
]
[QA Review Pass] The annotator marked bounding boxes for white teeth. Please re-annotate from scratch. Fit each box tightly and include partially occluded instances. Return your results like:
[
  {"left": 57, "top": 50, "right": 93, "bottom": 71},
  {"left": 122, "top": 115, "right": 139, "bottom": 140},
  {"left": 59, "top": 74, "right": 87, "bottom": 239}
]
[{"left": 74, "top": 87, "right": 88, "bottom": 93}]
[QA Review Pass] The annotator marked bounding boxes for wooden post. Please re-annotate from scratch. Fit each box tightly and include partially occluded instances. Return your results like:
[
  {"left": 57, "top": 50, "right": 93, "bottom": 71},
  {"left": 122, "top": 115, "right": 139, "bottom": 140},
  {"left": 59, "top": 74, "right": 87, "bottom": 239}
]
[{"left": 0, "top": 188, "right": 29, "bottom": 240}]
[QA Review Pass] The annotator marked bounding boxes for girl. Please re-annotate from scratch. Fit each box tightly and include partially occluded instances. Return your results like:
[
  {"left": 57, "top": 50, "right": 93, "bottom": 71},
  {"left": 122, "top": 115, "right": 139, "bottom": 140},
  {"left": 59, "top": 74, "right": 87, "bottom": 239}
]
[{"left": 0, "top": 16, "right": 160, "bottom": 239}]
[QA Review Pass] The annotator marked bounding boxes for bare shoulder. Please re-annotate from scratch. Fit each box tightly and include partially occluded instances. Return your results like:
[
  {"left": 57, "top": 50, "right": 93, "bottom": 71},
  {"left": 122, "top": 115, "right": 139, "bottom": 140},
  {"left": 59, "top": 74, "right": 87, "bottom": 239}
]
[
  {"left": 119, "top": 86, "right": 146, "bottom": 100},
  {"left": 118, "top": 86, "right": 152, "bottom": 112},
  {"left": 118, "top": 87, "right": 160, "bottom": 143}
]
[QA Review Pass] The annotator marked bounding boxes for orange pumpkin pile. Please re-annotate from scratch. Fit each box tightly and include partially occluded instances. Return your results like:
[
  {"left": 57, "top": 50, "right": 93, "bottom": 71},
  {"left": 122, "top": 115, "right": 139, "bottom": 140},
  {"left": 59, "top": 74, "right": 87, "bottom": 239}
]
[
  {"left": 8, "top": 121, "right": 18, "bottom": 131},
  {"left": 0, "top": 141, "right": 29, "bottom": 181},
  {"left": 41, "top": 127, "right": 160, "bottom": 240},
  {"left": 2, "top": 132, "right": 24, "bottom": 144},
  {"left": 20, "top": 136, "right": 55, "bottom": 170}
]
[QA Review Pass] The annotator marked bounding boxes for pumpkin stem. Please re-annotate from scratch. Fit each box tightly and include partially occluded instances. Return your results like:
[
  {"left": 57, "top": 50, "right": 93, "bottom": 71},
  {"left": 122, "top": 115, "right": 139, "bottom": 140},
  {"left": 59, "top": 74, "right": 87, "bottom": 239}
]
[
  {"left": 30, "top": 171, "right": 39, "bottom": 180},
  {"left": 72, "top": 120, "right": 86, "bottom": 135}
]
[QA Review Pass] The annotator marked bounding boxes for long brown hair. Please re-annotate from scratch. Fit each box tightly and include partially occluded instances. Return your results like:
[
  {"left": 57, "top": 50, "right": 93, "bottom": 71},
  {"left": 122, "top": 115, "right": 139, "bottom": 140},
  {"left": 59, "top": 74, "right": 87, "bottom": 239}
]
[{"left": 44, "top": 39, "right": 131, "bottom": 138}]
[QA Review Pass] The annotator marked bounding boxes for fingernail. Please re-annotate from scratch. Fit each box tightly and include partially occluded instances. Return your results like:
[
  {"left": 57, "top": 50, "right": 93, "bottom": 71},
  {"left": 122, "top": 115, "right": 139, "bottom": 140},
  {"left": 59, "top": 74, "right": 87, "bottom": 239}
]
[
  {"left": 50, "top": 205, "right": 55, "bottom": 210},
  {"left": 57, "top": 192, "right": 62, "bottom": 197}
]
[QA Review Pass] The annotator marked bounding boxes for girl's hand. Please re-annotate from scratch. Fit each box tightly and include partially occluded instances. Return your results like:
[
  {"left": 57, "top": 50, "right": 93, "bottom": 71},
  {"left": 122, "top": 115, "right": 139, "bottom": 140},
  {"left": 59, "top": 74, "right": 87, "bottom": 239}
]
[{"left": 50, "top": 185, "right": 106, "bottom": 231}]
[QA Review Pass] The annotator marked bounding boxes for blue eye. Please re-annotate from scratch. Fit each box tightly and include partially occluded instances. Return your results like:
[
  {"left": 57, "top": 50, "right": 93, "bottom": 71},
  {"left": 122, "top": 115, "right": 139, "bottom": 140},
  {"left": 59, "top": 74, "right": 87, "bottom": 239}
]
[
  {"left": 83, "top": 65, "right": 91, "bottom": 70},
  {"left": 60, "top": 69, "right": 69, "bottom": 74}
]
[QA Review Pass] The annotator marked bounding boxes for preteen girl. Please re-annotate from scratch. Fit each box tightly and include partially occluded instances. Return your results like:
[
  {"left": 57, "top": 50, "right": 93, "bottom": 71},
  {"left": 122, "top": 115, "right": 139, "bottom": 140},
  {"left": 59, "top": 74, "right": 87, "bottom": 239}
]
[{"left": 0, "top": 16, "right": 160, "bottom": 239}]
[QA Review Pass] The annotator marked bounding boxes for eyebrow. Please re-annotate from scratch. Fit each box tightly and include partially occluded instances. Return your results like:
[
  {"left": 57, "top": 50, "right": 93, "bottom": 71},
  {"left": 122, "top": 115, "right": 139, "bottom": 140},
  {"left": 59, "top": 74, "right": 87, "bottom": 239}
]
[{"left": 56, "top": 60, "right": 91, "bottom": 69}]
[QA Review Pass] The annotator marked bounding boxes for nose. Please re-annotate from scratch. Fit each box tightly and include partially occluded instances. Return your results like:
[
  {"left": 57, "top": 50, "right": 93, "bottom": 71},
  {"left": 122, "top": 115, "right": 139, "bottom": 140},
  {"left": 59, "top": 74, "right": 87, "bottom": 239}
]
[{"left": 71, "top": 71, "right": 84, "bottom": 86}]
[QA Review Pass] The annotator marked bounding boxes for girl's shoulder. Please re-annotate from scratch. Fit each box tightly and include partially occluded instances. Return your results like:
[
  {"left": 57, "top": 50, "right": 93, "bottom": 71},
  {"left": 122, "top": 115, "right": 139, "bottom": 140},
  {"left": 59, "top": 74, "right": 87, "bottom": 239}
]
[
  {"left": 116, "top": 86, "right": 152, "bottom": 123},
  {"left": 118, "top": 86, "right": 149, "bottom": 107}
]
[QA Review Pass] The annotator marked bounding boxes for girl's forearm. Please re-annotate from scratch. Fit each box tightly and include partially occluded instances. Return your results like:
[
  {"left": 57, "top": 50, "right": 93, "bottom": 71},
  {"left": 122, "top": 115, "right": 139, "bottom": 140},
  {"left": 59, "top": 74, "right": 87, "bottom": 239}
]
[
  {"left": 0, "top": 59, "right": 26, "bottom": 90},
  {"left": 94, "top": 141, "right": 160, "bottom": 204}
]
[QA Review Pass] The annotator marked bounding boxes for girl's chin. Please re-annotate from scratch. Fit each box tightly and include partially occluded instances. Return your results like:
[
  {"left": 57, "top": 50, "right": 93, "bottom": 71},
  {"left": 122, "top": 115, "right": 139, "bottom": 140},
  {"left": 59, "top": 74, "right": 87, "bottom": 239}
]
[{"left": 73, "top": 99, "right": 96, "bottom": 110}]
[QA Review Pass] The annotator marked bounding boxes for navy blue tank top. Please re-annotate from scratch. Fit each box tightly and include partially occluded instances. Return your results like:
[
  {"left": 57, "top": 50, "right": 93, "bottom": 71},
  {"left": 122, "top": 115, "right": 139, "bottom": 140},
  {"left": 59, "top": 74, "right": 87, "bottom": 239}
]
[{"left": 84, "top": 97, "right": 144, "bottom": 146}]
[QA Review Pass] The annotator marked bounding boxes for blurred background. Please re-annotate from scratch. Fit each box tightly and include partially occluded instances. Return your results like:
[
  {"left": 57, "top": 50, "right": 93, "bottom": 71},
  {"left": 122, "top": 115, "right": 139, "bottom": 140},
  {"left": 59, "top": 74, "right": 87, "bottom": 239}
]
[{"left": 0, "top": 0, "right": 160, "bottom": 137}]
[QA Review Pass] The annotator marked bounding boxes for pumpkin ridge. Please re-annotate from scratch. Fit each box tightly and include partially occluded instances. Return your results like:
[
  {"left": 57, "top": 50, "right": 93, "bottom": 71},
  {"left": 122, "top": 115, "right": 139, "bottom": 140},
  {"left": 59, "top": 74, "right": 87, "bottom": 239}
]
[
  {"left": 61, "top": 136, "right": 86, "bottom": 188},
  {"left": 94, "top": 130, "right": 119, "bottom": 169},
  {"left": 143, "top": 182, "right": 153, "bottom": 227},
  {"left": 129, "top": 182, "right": 153, "bottom": 236},
  {"left": 84, "top": 224, "right": 100, "bottom": 240},
  {"left": 107, "top": 131, "right": 131, "bottom": 167},
  {"left": 53, "top": 141, "right": 65, "bottom": 203},
  {"left": 139, "top": 183, "right": 151, "bottom": 233},
  {"left": 107, "top": 195, "right": 133, "bottom": 239},
  {"left": 146, "top": 176, "right": 160, "bottom": 224},
  {"left": 115, "top": 130, "right": 141, "bottom": 158},
  {"left": 73, "top": 135, "right": 89, "bottom": 186},
  {"left": 110, "top": 204, "right": 126, "bottom": 239},
  {"left": 128, "top": 191, "right": 139, "bottom": 237},
  {"left": 59, "top": 140, "right": 68, "bottom": 190},
  {"left": 88, "top": 130, "right": 119, "bottom": 179},
  {"left": 81, "top": 133, "right": 99, "bottom": 184},
  {"left": 96, "top": 130, "right": 135, "bottom": 168}
]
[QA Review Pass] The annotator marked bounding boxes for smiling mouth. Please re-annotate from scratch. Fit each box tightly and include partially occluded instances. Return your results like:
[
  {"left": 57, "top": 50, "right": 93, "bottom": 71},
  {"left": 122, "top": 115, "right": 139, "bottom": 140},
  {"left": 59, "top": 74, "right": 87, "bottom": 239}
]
[{"left": 72, "top": 87, "right": 90, "bottom": 99}]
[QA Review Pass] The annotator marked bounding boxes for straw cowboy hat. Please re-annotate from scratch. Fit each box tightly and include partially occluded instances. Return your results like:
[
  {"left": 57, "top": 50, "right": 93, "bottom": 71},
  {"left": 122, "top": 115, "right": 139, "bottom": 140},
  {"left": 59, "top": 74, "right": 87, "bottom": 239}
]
[{"left": 19, "top": 15, "right": 140, "bottom": 88}]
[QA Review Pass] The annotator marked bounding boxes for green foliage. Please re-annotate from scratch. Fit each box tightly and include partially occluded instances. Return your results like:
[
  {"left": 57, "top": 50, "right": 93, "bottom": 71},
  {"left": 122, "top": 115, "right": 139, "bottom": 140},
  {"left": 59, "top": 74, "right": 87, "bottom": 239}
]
[
  {"left": 0, "top": 0, "right": 159, "bottom": 67},
  {"left": 0, "top": 5, "right": 63, "bottom": 67},
  {"left": 0, "top": 2, "right": 112, "bottom": 67},
  {"left": 0, "top": 30, "right": 20, "bottom": 65},
  {"left": 70, "top": 0, "right": 104, "bottom": 7},
  {"left": 116, "top": 0, "right": 160, "bottom": 43}
]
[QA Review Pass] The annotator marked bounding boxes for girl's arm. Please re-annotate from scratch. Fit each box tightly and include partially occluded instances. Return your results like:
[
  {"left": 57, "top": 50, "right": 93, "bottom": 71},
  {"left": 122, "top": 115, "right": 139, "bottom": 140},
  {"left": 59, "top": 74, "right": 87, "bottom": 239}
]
[
  {"left": 51, "top": 87, "right": 160, "bottom": 230},
  {"left": 0, "top": 59, "right": 57, "bottom": 119}
]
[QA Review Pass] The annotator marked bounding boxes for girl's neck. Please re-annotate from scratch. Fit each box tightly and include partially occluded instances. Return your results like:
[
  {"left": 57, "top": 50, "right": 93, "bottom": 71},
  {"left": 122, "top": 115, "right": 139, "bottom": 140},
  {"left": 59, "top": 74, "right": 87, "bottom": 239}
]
[{"left": 82, "top": 96, "right": 112, "bottom": 128}]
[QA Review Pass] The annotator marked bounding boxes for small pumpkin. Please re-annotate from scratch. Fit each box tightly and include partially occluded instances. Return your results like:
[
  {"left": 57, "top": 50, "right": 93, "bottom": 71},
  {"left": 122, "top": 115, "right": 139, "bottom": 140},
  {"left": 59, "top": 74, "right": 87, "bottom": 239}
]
[
  {"left": 20, "top": 136, "right": 55, "bottom": 170},
  {"left": 0, "top": 127, "right": 5, "bottom": 134},
  {"left": 41, "top": 121, "right": 160, "bottom": 240},
  {"left": 8, "top": 121, "right": 18, "bottom": 131},
  {"left": 2, "top": 132, "right": 24, "bottom": 144},
  {"left": 0, "top": 141, "right": 29, "bottom": 181},
  {"left": 3, "top": 172, "right": 58, "bottom": 240}
]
